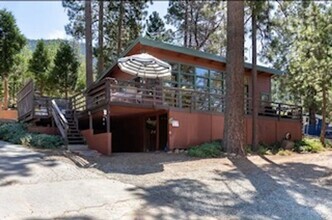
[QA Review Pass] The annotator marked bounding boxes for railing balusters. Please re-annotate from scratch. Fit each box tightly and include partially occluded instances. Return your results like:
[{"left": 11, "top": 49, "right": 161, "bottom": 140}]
[{"left": 65, "top": 77, "right": 303, "bottom": 121}]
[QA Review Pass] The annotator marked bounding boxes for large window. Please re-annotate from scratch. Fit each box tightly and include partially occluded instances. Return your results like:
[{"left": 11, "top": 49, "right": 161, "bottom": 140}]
[{"left": 163, "top": 61, "right": 226, "bottom": 111}]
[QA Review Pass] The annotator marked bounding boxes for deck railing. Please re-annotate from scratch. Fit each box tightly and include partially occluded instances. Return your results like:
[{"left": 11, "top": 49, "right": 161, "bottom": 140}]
[
  {"left": 70, "top": 78, "right": 302, "bottom": 120},
  {"left": 51, "top": 100, "right": 69, "bottom": 146},
  {"left": 17, "top": 80, "right": 35, "bottom": 121},
  {"left": 17, "top": 80, "right": 70, "bottom": 122}
]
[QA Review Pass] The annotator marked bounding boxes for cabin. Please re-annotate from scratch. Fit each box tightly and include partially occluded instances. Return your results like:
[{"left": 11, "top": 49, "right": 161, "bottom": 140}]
[{"left": 17, "top": 37, "right": 302, "bottom": 155}]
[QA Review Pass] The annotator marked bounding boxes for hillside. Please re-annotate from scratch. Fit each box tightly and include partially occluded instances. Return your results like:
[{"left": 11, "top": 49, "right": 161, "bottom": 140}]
[{"left": 27, "top": 39, "right": 85, "bottom": 56}]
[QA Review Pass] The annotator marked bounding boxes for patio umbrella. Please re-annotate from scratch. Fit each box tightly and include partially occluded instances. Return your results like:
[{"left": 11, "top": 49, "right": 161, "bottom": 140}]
[{"left": 117, "top": 53, "right": 172, "bottom": 79}]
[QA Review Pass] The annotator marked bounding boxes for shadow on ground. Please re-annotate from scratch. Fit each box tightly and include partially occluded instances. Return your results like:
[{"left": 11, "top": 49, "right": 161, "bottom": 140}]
[
  {"left": 0, "top": 142, "right": 59, "bottom": 185},
  {"left": 25, "top": 216, "right": 95, "bottom": 220},
  {"left": 93, "top": 152, "right": 196, "bottom": 175},
  {"left": 129, "top": 157, "right": 331, "bottom": 219}
]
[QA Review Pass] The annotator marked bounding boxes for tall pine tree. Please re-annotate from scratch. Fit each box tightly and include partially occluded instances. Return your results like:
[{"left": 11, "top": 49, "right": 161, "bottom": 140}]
[
  {"left": 145, "top": 11, "right": 174, "bottom": 43},
  {"left": 223, "top": 1, "right": 245, "bottom": 156},
  {"left": 28, "top": 40, "right": 51, "bottom": 96},
  {"left": 50, "top": 42, "right": 79, "bottom": 99},
  {"left": 165, "top": 0, "right": 225, "bottom": 53},
  {"left": 0, "top": 9, "right": 26, "bottom": 109}
]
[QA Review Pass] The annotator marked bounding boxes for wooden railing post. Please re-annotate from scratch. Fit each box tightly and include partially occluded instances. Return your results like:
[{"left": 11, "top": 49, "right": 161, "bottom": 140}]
[
  {"left": 153, "top": 87, "right": 156, "bottom": 105},
  {"left": 105, "top": 78, "right": 111, "bottom": 104}
]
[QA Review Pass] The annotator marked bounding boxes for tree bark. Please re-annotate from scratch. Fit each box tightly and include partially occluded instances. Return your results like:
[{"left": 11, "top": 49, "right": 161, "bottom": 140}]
[
  {"left": 3, "top": 75, "right": 8, "bottom": 110},
  {"left": 85, "top": 0, "right": 93, "bottom": 88},
  {"left": 223, "top": 1, "right": 245, "bottom": 156},
  {"left": 117, "top": 0, "right": 124, "bottom": 56},
  {"left": 320, "top": 84, "right": 327, "bottom": 146},
  {"left": 184, "top": 0, "right": 188, "bottom": 47},
  {"left": 251, "top": 12, "right": 258, "bottom": 151},
  {"left": 309, "top": 105, "right": 316, "bottom": 126},
  {"left": 98, "top": 0, "right": 104, "bottom": 75}
]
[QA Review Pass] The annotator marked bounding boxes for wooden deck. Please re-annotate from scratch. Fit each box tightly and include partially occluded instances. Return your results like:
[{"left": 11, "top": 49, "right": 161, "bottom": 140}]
[
  {"left": 17, "top": 78, "right": 302, "bottom": 123},
  {"left": 69, "top": 77, "right": 302, "bottom": 120}
]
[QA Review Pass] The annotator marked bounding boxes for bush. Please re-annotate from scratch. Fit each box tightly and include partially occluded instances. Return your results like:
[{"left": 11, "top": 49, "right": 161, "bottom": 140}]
[
  {"left": 0, "top": 122, "right": 63, "bottom": 149},
  {"left": 0, "top": 123, "right": 29, "bottom": 144},
  {"left": 247, "top": 142, "right": 282, "bottom": 155},
  {"left": 294, "top": 138, "right": 325, "bottom": 153},
  {"left": 29, "top": 134, "right": 63, "bottom": 149},
  {"left": 188, "top": 141, "right": 222, "bottom": 158},
  {"left": 277, "top": 149, "right": 292, "bottom": 156}
]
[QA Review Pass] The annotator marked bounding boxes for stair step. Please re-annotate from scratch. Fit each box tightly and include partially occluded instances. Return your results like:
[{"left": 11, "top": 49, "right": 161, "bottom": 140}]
[
  {"left": 68, "top": 131, "right": 80, "bottom": 134},
  {"left": 67, "top": 132, "right": 82, "bottom": 137},
  {"left": 68, "top": 128, "right": 80, "bottom": 132},
  {"left": 68, "top": 136, "right": 84, "bottom": 139},
  {"left": 68, "top": 141, "right": 85, "bottom": 144}
]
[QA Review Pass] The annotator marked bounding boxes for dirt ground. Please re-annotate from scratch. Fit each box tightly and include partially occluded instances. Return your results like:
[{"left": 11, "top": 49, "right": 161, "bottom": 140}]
[{"left": 85, "top": 151, "right": 332, "bottom": 219}]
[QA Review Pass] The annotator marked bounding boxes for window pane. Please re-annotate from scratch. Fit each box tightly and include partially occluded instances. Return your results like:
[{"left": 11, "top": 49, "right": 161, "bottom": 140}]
[
  {"left": 169, "top": 62, "right": 179, "bottom": 72},
  {"left": 180, "top": 64, "right": 195, "bottom": 75},
  {"left": 181, "top": 73, "right": 194, "bottom": 85},
  {"left": 210, "top": 70, "right": 224, "bottom": 80},
  {"left": 195, "top": 77, "right": 209, "bottom": 88},
  {"left": 195, "top": 67, "right": 209, "bottom": 78}
]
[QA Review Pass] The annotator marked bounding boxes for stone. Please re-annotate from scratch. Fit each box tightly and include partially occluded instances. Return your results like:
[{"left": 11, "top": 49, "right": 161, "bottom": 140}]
[{"left": 281, "top": 140, "right": 294, "bottom": 150}]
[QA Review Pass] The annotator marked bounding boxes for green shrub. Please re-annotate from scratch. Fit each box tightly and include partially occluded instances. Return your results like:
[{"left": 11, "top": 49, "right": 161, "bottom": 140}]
[
  {"left": 324, "top": 139, "right": 332, "bottom": 148},
  {"left": 29, "top": 134, "right": 63, "bottom": 149},
  {"left": 294, "top": 138, "right": 325, "bottom": 153},
  {"left": 245, "top": 145, "right": 253, "bottom": 154},
  {"left": 0, "top": 122, "right": 63, "bottom": 149},
  {"left": 258, "top": 145, "right": 268, "bottom": 155},
  {"left": 188, "top": 141, "right": 222, "bottom": 158},
  {"left": 277, "top": 149, "right": 292, "bottom": 156},
  {"left": 247, "top": 142, "right": 282, "bottom": 155},
  {"left": 0, "top": 123, "right": 28, "bottom": 144}
]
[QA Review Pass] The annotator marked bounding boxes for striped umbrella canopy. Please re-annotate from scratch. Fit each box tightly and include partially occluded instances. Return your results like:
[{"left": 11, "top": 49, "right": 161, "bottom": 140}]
[{"left": 117, "top": 53, "right": 172, "bottom": 79}]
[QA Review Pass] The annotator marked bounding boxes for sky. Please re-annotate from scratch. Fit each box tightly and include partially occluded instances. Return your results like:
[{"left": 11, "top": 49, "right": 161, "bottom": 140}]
[
  {"left": 0, "top": 1, "right": 169, "bottom": 40},
  {"left": 0, "top": 1, "right": 259, "bottom": 64}
]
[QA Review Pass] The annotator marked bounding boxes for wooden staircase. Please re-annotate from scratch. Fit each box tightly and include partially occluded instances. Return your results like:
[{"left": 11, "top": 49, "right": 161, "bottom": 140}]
[
  {"left": 64, "top": 110, "right": 85, "bottom": 145},
  {"left": 51, "top": 100, "right": 85, "bottom": 147}
]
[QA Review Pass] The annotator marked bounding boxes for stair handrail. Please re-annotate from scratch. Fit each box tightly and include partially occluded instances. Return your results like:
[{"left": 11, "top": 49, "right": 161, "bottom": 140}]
[{"left": 51, "top": 99, "right": 69, "bottom": 147}]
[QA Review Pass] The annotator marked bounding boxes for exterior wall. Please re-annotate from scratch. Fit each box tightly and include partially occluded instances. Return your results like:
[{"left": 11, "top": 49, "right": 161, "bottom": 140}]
[
  {"left": 246, "top": 72, "right": 271, "bottom": 96},
  {"left": 0, "top": 109, "right": 18, "bottom": 121},
  {"left": 27, "top": 126, "right": 59, "bottom": 135},
  {"left": 168, "top": 110, "right": 302, "bottom": 149},
  {"left": 81, "top": 129, "right": 112, "bottom": 155},
  {"left": 141, "top": 46, "right": 224, "bottom": 71}
]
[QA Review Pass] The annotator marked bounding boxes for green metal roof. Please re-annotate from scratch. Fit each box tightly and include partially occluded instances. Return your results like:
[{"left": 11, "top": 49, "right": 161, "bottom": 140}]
[{"left": 97, "top": 36, "right": 283, "bottom": 83}]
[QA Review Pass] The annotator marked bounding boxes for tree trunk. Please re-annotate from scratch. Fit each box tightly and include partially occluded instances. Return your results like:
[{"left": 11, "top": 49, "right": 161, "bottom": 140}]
[
  {"left": 320, "top": 84, "right": 327, "bottom": 146},
  {"left": 309, "top": 105, "right": 316, "bottom": 125},
  {"left": 251, "top": 12, "right": 258, "bottom": 151},
  {"left": 3, "top": 75, "right": 9, "bottom": 110},
  {"left": 223, "top": 1, "right": 245, "bottom": 156},
  {"left": 117, "top": 0, "right": 124, "bottom": 56},
  {"left": 98, "top": 0, "right": 105, "bottom": 75},
  {"left": 184, "top": 0, "right": 188, "bottom": 47},
  {"left": 85, "top": 0, "right": 93, "bottom": 88}
]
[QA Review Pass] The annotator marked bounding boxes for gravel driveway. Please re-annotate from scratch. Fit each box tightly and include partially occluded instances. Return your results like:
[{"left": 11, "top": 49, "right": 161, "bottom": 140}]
[
  {"left": 90, "top": 151, "right": 332, "bottom": 220},
  {"left": 1, "top": 139, "right": 332, "bottom": 220}
]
